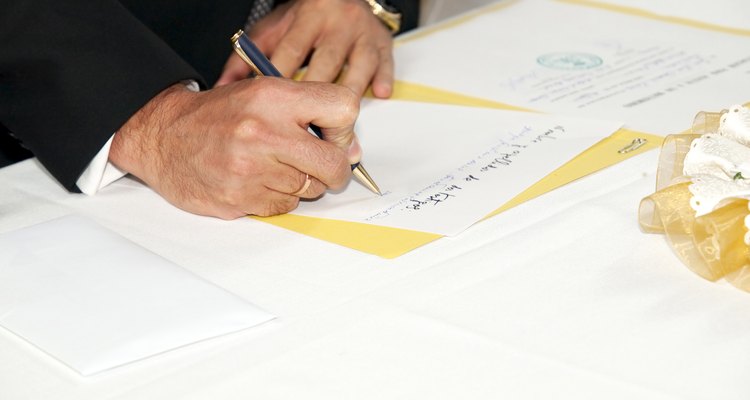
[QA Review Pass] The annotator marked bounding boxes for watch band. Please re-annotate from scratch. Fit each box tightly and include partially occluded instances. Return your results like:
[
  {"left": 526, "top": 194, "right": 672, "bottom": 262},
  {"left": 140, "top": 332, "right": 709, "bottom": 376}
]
[{"left": 362, "top": 0, "right": 402, "bottom": 34}]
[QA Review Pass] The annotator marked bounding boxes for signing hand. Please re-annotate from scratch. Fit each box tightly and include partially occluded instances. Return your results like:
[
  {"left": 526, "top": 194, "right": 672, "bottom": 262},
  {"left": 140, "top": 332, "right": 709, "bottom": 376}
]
[
  {"left": 215, "top": 0, "right": 394, "bottom": 98},
  {"left": 109, "top": 79, "right": 361, "bottom": 219}
]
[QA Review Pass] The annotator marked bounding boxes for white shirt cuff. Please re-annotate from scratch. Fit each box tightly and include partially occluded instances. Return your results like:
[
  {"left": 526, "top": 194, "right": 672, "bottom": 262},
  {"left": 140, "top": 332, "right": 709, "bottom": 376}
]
[
  {"left": 76, "top": 80, "right": 200, "bottom": 195},
  {"left": 75, "top": 135, "right": 127, "bottom": 195}
]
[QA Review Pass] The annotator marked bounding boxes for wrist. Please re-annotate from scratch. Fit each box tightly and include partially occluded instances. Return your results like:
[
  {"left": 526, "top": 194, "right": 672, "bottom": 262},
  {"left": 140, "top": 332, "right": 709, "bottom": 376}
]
[
  {"left": 362, "top": 0, "right": 402, "bottom": 34},
  {"left": 110, "top": 83, "right": 193, "bottom": 187}
]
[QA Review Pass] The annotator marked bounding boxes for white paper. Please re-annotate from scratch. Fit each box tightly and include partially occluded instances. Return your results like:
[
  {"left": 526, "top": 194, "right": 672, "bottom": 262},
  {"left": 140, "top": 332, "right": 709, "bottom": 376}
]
[
  {"left": 591, "top": 0, "right": 750, "bottom": 31},
  {"left": 292, "top": 100, "right": 621, "bottom": 236},
  {"left": 395, "top": 0, "right": 750, "bottom": 134},
  {"left": 0, "top": 216, "right": 275, "bottom": 376}
]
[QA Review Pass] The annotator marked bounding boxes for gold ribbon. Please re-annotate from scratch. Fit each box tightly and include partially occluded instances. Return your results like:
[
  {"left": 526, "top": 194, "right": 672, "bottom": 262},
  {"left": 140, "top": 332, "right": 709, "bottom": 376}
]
[{"left": 639, "top": 112, "right": 750, "bottom": 291}]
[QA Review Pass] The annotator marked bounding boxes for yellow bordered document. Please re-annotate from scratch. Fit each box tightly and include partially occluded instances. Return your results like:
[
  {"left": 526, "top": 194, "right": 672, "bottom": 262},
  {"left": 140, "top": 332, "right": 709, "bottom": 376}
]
[
  {"left": 395, "top": 0, "right": 750, "bottom": 135},
  {"left": 254, "top": 81, "right": 660, "bottom": 258},
  {"left": 254, "top": 0, "right": 747, "bottom": 258}
]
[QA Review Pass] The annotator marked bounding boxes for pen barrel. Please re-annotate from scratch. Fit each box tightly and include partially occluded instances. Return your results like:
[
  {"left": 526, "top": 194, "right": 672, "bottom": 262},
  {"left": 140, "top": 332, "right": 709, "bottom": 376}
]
[
  {"left": 237, "top": 34, "right": 281, "bottom": 77},
  {"left": 234, "top": 31, "right": 379, "bottom": 194},
  {"left": 309, "top": 124, "right": 324, "bottom": 140}
]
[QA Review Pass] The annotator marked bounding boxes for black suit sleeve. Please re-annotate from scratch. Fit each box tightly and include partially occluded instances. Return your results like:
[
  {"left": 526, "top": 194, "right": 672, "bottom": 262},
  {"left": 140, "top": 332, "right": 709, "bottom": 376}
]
[
  {"left": 0, "top": 0, "right": 414, "bottom": 191},
  {"left": 0, "top": 0, "right": 203, "bottom": 191},
  {"left": 389, "top": 0, "right": 420, "bottom": 34}
]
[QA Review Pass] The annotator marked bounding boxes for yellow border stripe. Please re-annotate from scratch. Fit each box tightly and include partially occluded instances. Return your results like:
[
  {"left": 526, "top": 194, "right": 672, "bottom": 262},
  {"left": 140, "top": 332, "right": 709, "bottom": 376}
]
[{"left": 559, "top": 0, "right": 750, "bottom": 37}]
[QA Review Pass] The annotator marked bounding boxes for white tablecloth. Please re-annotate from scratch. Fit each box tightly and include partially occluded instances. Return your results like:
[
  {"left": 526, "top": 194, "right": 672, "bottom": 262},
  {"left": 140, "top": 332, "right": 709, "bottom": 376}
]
[{"left": 2, "top": 1, "right": 750, "bottom": 399}]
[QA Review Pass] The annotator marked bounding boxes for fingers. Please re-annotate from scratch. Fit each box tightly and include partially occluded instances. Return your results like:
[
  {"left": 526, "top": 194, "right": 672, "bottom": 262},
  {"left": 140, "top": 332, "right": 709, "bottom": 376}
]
[
  {"left": 215, "top": 52, "right": 253, "bottom": 87},
  {"left": 273, "top": 131, "right": 352, "bottom": 190},
  {"left": 244, "top": 191, "right": 301, "bottom": 217},
  {"left": 249, "top": 0, "right": 395, "bottom": 97},
  {"left": 115, "top": 70, "right": 362, "bottom": 220},
  {"left": 286, "top": 80, "right": 362, "bottom": 164},
  {"left": 303, "top": 33, "right": 351, "bottom": 83},
  {"left": 198, "top": 159, "right": 328, "bottom": 219},
  {"left": 224, "top": 78, "right": 359, "bottom": 192},
  {"left": 338, "top": 39, "right": 385, "bottom": 97},
  {"left": 263, "top": 163, "right": 326, "bottom": 199},
  {"left": 249, "top": 2, "right": 294, "bottom": 55},
  {"left": 251, "top": 78, "right": 359, "bottom": 146},
  {"left": 370, "top": 43, "right": 395, "bottom": 98},
  {"left": 290, "top": 175, "right": 312, "bottom": 197},
  {"left": 270, "top": 13, "right": 323, "bottom": 78},
  {"left": 184, "top": 157, "right": 329, "bottom": 219}
]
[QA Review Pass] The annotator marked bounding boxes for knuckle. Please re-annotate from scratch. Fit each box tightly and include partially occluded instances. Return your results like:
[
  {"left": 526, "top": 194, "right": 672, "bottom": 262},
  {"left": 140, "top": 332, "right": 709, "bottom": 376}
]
[
  {"left": 312, "top": 47, "right": 345, "bottom": 70},
  {"left": 261, "top": 197, "right": 299, "bottom": 216},
  {"left": 217, "top": 188, "right": 243, "bottom": 209},
  {"left": 334, "top": 154, "right": 350, "bottom": 176},
  {"left": 234, "top": 119, "right": 275, "bottom": 152},
  {"left": 326, "top": 154, "right": 351, "bottom": 188},
  {"left": 293, "top": 137, "right": 320, "bottom": 162},
  {"left": 277, "top": 40, "right": 307, "bottom": 62},
  {"left": 342, "top": 0, "right": 367, "bottom": 17},
  {"left": 296, "top": 139, "right": 348, "bottom": 185},
  {"left": 304, "top": 81, "right": 336, "bottom": 105},
  {"left": 284, "top": 196, "right": 301, "bottom": 212},
  {"left": 318, "top": 142, "right": 344, "bottom": 170},
  {"left": 235, "top": 117, "right": 262, "bottom": 141},
  {"left": 336, "top": 87, "right": 360, "bottom": 122}
]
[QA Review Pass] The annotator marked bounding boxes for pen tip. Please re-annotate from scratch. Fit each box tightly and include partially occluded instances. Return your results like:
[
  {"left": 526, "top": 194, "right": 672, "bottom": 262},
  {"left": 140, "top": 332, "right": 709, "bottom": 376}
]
[{"left": 352, "top": 164, "right": 381, "bottom": 196}]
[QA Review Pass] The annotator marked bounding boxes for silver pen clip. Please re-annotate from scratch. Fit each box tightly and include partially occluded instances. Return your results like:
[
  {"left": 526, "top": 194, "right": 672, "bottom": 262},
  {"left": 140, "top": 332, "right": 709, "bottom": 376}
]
[{"left": 618, "top": 138, "right": 647, "bottom": 154}]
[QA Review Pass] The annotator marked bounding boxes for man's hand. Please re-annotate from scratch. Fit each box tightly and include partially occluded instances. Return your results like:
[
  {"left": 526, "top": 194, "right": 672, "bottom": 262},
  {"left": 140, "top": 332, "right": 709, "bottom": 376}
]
[
  {"left": 215, "top": 0, "right": 394, "bottom": 98},
  {"left": 109, "top": 79, "right": 361, "bottom": 219}
]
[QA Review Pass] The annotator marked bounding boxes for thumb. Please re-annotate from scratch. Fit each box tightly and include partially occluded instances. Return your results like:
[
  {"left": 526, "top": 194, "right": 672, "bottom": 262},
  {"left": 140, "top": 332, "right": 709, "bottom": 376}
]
[{"left": 319, "top": 125, "right": 362, "bottom": 165}]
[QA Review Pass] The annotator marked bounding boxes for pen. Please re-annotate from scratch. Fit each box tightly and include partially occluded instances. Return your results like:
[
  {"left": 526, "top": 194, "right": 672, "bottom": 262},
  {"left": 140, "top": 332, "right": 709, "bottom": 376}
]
[{"left": 230, "top": 30, "right": 382, "bottom": 196}]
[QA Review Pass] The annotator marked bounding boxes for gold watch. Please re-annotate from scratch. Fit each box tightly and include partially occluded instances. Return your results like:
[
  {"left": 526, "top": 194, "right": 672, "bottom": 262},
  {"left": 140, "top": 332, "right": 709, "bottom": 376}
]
[{"left": 363, "top": 0, "right": 402, "bottom": 34}]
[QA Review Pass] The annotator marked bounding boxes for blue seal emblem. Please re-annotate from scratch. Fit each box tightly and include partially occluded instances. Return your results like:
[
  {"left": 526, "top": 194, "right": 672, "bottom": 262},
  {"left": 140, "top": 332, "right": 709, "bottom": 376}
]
[{"left": 537, "top": 53, "right": 603, "bottom": 70}]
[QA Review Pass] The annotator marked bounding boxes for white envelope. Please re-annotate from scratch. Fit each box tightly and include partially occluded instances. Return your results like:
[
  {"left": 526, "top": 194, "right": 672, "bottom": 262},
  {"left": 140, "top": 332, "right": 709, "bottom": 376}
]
[{"left": 0, "top": 215, "right": 275, "bottom": 376}]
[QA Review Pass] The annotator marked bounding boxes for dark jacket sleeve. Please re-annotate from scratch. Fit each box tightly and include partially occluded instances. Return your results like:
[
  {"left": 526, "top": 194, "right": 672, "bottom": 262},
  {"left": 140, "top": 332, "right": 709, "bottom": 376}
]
[
  {"left": 0, "top": 0, "right": 204, "bottom": 191},
  {"left": 389, "top": 0, "right": 420, "bottom": 33}
]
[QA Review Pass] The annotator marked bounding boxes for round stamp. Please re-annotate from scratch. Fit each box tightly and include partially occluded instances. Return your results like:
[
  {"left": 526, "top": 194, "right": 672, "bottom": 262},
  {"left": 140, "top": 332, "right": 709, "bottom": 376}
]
[{"left": 537, "top": 53, "right": 603, "bottom": 70}]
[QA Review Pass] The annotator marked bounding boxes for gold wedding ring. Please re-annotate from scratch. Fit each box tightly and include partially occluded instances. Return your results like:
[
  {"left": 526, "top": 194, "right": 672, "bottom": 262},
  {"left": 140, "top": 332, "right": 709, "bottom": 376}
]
[{"left": 291, "top": 174, "right": 312, "bottom": 196}]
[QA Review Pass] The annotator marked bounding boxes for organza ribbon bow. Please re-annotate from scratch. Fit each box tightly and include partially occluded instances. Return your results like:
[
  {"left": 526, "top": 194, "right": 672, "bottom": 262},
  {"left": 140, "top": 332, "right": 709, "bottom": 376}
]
[{"left": 639, "top": 105, "right": 750, "bottom": 290}]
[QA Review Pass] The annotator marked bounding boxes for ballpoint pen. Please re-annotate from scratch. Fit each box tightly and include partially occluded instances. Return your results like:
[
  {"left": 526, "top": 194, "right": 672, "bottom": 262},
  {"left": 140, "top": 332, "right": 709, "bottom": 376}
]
[{"left": 230, "top": 30, "right": 382, "bottom": 196}]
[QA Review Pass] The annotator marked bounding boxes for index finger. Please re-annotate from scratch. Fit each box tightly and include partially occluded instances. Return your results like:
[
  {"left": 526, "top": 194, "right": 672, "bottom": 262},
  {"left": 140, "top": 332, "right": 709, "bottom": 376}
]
[
  {"left": 341, "top": 39, "right": 393, "bottom": 97},
  {"left": 269, "top": 14, "right": 324, "bottom": 78},
  {"left": 287, "top": 80, "right": 361, "bottom": 159},
  {"left": 275, "top": 129, "right": 352, "bottom": 189},
  {"left": 267, "top": 79, "right": 362, "bottom": 186}
]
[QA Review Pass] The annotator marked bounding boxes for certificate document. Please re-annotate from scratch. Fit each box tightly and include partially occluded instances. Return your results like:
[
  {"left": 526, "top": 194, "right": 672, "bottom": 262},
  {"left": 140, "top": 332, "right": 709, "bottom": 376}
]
[
  {"left": 587, "top": 0, "right": 750, "bottom": 31},
  {"left": 291, "top": 100, "right": 622, "bottom": 236},
  {"left": 395, "top": 0, "right": 750, "bottom": 134}
]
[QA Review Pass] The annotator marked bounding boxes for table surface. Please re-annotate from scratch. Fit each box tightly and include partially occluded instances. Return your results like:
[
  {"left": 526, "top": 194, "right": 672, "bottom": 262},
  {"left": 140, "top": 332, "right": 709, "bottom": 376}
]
[{"left": 2, "top": 1, "right": 750, "bottom": 399}]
